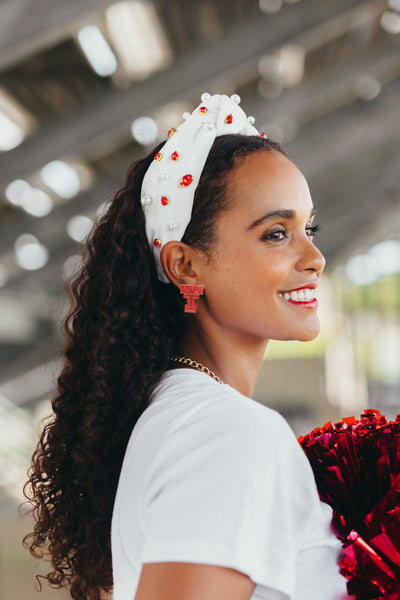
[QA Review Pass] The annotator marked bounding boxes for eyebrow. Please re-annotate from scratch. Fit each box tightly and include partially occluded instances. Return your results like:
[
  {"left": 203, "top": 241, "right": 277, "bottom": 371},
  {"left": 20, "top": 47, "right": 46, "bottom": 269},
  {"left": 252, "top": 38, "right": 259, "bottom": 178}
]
[{"left": 247, "top": 207, "right": 316, "bottom": 230}]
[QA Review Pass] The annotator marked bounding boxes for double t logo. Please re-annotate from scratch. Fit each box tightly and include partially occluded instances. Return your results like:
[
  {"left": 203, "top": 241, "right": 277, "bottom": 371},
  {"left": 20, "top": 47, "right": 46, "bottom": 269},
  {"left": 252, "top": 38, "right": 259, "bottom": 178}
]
[{"left": 179, "top": 285, "right": 205, "bottom": 313}]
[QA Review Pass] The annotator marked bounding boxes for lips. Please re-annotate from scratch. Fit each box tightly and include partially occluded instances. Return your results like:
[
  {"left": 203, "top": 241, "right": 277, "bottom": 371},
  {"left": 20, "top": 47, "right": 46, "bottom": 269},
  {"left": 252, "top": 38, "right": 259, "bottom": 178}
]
[{"left": 278, "top": 282, "right": 319, "bottom": 305}]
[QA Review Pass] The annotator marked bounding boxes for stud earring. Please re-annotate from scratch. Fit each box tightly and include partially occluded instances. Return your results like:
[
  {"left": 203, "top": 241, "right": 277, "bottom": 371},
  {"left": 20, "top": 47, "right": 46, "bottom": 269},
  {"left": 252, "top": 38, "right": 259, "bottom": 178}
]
[{"left": 179, "top": 284, "right": 205, "bottom": 313}]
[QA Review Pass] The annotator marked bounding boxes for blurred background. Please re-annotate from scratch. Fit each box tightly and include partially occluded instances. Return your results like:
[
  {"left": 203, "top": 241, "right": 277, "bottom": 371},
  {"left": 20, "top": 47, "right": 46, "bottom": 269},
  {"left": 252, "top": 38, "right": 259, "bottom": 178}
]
[{"left": 0, "top": 0, "right": 399, "bottom": 597}]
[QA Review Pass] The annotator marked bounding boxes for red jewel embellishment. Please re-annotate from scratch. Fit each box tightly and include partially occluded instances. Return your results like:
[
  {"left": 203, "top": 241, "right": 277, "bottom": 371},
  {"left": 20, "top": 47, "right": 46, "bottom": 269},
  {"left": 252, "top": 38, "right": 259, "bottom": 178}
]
[
  {"left": 154, "top": 238, "right": 162, "bottom": 247},
  {"left": 170, "top": 151, "right": 179, "bottom": 161},
  {"left": 167, "top": 127, "right": 177, "bottom": 138},
  {"left": 161, "top": 196, "right": 169, "bottom": 206},
  {"left": 225, "top": 114, "right": 233, "bottom": 124},
  {"left": 154, "top": 152, "right": 162, "bottom": 161},
  {"left": 259, "top": 132, "right": 266, "bottom": 137},
  {"left": 199, "top": 106, "right": 208, "bottom": 114},
  {"left": 180, "top": 174, "right": 193, "bottom": 187}
]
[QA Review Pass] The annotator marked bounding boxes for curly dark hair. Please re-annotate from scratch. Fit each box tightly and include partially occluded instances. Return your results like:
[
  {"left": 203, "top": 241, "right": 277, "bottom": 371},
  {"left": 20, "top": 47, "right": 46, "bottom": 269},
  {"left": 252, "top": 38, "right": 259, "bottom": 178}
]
[{"left": 23, "top": 133, "right": 285, "bottom": 600}]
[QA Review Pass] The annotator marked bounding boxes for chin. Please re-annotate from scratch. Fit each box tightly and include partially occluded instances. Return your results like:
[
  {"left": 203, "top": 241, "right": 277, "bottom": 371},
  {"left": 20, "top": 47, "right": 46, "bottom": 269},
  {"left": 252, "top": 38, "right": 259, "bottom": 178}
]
[
  {"left": 296, "top": 330, "right": 320, "bottom": 342},
  {"left": 274, "top": 320, "right": 321, "bottom": 342},
  {"left": 295, "top": 322, "right": 321, "bottom": 342}
]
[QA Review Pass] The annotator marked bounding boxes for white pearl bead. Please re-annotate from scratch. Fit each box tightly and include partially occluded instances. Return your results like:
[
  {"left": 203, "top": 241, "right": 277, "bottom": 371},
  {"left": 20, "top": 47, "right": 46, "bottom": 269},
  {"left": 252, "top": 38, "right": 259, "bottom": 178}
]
[
  {"left": 183, "top": 112, "right": 191, "bottom": 120},
  {"left": 205, "top": 121, "right": 215, "bottom": 131},
  {"left": 141, "top": 195, "right": 152, "bottom": 206},
  {"left": 168, "top": 223, "right": 179, "bottom": 231},
  {"left": 231, "top": 94, "right": 241, "bottom": 104},
  {"left": 160, "top": 173, "right": 169, "bottom": 180},
  {"left": 247, "top": 116, "right": 255, "bottom": 125},
  {"left": 201, "top": 92, "right": 211, "bottom": 102}
]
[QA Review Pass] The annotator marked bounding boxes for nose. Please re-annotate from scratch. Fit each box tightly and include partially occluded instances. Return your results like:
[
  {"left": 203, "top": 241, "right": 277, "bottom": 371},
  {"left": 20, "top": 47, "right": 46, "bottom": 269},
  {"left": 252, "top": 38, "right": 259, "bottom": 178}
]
[{"left": 296, "top": 238, "right": 326, "bottom": 275}]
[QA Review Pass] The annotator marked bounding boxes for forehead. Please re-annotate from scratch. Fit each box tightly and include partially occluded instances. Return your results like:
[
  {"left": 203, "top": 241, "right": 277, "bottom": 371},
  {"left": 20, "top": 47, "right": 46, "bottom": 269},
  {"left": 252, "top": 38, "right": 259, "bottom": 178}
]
[{"left": 229, "top": 149, "right": 312, "bottom": 213}]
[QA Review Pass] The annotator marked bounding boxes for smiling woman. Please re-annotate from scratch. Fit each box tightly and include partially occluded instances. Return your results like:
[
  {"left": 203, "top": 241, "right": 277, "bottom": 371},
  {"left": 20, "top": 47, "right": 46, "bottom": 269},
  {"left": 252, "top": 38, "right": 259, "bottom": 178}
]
[{"left": 23, "top": 95, "right": 348, "bottom": 600}]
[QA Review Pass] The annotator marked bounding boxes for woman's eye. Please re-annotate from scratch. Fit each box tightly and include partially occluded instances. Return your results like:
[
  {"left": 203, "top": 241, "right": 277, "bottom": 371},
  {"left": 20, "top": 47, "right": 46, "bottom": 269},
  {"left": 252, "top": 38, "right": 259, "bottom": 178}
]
[
  {"left": 306, "top": 223, "right": 320, "bottom": 239},
  {"left": 262, "top": 229, "right": 286, "bottom": 241}
]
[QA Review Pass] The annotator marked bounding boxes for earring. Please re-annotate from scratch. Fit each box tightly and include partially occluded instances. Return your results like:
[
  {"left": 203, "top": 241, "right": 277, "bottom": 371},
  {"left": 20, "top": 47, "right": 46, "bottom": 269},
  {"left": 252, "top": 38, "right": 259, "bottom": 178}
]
[{"left": 179, "top": 284, "right": 205, "bottom": 313}]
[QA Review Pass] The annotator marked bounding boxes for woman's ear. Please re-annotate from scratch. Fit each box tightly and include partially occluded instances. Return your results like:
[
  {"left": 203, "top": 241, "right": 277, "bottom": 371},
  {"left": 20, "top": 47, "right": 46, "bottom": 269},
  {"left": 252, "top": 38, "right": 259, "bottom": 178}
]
[{"left": 160, "top": 241, "right": 201, "bottom": 287}]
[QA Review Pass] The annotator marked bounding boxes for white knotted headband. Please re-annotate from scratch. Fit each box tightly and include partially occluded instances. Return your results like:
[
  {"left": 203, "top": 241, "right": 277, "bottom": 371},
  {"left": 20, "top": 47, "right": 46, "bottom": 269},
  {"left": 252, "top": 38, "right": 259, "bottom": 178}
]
[{"left": 141, "top": 93, "right": 261, "bottom": 283}]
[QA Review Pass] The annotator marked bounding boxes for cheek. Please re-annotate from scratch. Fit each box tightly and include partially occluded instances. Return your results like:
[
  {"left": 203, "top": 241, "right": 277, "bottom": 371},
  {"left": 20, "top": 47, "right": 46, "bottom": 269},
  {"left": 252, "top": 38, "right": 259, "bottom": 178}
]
[
  {"left": 205, "top": 231, "right": 294, "bottom": 302},
  {"left": 210, "top": 249, "right": 288, "bottom": 306}
]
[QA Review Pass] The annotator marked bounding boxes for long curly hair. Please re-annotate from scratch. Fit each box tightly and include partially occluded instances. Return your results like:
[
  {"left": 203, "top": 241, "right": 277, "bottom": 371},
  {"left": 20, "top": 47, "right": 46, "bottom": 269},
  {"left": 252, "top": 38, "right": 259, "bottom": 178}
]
[{"left": 23, "top": 133, "right": 284, "bottom": 600}]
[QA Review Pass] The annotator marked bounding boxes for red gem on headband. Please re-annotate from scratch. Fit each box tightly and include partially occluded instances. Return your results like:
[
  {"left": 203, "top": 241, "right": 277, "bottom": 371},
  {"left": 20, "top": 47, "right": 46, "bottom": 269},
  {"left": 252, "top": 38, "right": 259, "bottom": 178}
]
[
  {"left": 154, "top": 238, "right": 162, "bottom": 247},
  {"left": 167, "top": 127, "right": 177, "bottom": 137},
  {"left": 180, "top": 174, "right": 193, "bottom": 187},
  {"left": 170, "top": 151, "right": 179, "bottom": 161},
  {"left": 154, "top": 152, "right": 163, "bottom": 161},
  {"left": 199, "top": 106, "right": 208, "bottom": 114},
  {"left": 225, "top": 114, "right": 233, "bottom": 124},
  {"left": 161, "top": 196, "right": 169, "bottom": 206}
]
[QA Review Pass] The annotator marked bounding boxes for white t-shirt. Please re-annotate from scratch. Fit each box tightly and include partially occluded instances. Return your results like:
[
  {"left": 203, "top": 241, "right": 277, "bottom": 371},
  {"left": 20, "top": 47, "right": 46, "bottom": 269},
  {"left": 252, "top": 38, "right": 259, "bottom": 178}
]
[{"left": 112, "top": 368, "right": 349, "bottom": 600}]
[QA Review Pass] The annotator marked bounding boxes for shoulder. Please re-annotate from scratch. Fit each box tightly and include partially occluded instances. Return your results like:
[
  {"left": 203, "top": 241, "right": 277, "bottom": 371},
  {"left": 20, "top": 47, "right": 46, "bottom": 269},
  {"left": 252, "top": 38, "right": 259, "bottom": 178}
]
[{"left": 148, "top": 369, "right": 299, "bottom": 463}]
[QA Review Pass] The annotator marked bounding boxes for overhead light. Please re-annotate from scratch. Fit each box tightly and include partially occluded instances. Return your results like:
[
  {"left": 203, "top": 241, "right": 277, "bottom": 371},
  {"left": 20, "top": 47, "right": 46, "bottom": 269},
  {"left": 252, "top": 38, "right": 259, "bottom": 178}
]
[
  {"left": 355, "top": 74, "right": 381, "bottom": 101},
  {"left": 5, "top": 179, "right": 53, "bottom": 216},
  {"left": 388, "top": 0, "right": 400, "bottom": 10},
  {"left": 14, "top": 234, "right": 49, "bottom": 271},
  {"left": 77, "top": 25, "right": 118, "bottom": 77},
  {"left": 0, "top": 111, "right": 24, "bottom": 151},
  {"left": 22, "top": 188, "right": 53, "bottom": 217},
  {"left": 5, "top": 179, "right": 31, "bottom": 205},
  {"left": 67, "top": 215, "right": 93, "bottom": 242},
  {"left": 131, "top": 116, "right": 159, "bottom": 145},
  {"left": 259, "top": 54, "right": 280, "bottom": 79},
  {"left": 278, "top": 44, "right": 305, "bottom": 87},
  {"left": 40, "top": 160, "right": 80, "bottom": 199},
  {"left": 0, "top": 87, "right": 35, "bottom": 150},
  {"left": 380, "top": 11, "right": 400, "bottom": 34},
  {"left": 106, "top": 1, "right": 173, "bottom": 79},
  {"left": 259, "top": 0, "right": 282, "bottom": 14}
]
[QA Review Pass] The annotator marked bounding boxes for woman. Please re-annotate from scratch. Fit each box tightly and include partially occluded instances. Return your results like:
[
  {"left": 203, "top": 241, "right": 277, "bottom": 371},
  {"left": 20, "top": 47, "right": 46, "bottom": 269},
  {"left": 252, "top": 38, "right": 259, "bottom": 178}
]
[{"left": 24, "top": 94, "right": 348, "bottom": 600}]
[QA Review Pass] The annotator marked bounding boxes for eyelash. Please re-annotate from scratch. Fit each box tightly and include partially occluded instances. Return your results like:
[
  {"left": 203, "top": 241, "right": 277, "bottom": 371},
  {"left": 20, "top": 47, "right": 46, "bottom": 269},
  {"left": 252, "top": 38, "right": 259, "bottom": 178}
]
[{"left": 262, "top": 223, "right": 320, "bottom": 241}]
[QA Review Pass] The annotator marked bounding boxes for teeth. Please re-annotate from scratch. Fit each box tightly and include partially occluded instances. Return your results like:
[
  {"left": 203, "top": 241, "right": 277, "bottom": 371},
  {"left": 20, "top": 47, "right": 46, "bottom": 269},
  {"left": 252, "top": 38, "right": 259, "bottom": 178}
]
[{"left": 279, "top": 288, "right": 315, "bottom": 302}]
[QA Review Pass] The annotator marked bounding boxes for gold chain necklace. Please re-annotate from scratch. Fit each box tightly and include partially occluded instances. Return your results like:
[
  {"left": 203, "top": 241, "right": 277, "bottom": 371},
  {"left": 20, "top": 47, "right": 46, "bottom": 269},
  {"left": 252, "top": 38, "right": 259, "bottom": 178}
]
[{"left": 170, "top": 356, "right": 223, "bottom": 384}]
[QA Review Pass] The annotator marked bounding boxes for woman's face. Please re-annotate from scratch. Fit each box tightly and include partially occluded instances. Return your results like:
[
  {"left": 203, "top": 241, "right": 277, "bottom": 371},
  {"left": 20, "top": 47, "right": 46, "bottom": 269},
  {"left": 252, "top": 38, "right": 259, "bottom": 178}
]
[{"left": 197, "top": 149, "right": 325, "bottom": 343}]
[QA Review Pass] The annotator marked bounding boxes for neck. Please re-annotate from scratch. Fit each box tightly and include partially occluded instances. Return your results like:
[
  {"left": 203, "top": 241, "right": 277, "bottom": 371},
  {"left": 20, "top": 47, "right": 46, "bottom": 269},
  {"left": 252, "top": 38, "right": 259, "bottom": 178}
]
[{"left": 176, "top": 320, "right": 268, "bottom": 397}]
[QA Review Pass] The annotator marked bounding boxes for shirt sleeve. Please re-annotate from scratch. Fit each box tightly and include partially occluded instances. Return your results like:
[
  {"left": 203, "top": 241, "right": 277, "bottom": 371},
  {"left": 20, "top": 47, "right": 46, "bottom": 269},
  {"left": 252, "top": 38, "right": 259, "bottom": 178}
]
[{"left": 141, "top": 396, "right": 327, "bottom": 598}]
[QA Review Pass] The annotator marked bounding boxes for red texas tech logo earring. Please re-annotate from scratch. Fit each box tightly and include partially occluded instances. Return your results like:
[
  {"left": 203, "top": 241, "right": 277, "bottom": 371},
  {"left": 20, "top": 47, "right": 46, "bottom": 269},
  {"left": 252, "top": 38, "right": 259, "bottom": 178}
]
[{"left": 179, "top": 284, "right": 204, "bottom": 313}]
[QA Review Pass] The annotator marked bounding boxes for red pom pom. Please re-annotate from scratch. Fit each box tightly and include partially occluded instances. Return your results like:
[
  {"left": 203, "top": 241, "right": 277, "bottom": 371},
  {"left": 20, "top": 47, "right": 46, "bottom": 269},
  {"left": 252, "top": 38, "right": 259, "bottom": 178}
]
[{"left": 299, "top": 410, "right": 400, "bottom": 597}]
